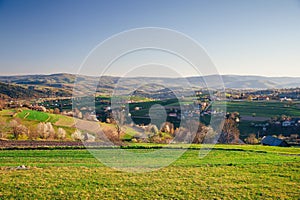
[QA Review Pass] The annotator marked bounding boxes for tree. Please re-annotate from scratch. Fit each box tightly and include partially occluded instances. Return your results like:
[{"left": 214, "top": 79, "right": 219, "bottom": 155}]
[
  {"left": 160, "top": 122, "right": 174, "bottom": 135},
  {"left": 192, "top": 122, "right": 206, "bottom": 144},
  {"left": 0, "top": 116, "right": 8, "bottom": 139},
  {"left": 77, "top": 111, "right": 83, "bottom": 119},
  {"left": 10, "top": 120, "right": 28, "bottom": 140},
  {"left": 28, "top": 127, "right": 39, "bottom": 140},
  {"left": 57, "top": 128, "right": 66, "bottom": 140},
  {"left": 112, "top": 109, "right": 126, "bottom": 140},
  {"left": 10, "top": 120, "right": 19, "bottom": 139},
  {"left": 173, "top": 120, "right": 214, "bottom": 144},
  {"left": 281, "top": 115, "right": 286, "bottom": 121},
  {"left": 219, "top": 114, "right": 240, "bottom": 144},
  {"left": 71, "top": 130, "right": 83, "bottom": 141},
  {"left": 245, "top": 134, "right": 259, "bottom": 144},
  {"left": 145, "top": 124, "right": 159, "bottom": 135},
  {"left": 0, "top": 99, "right": 5, "bottom": 111},
  {"left": 15, "top": 125, "right": 29, "bottom": 140},
  {"left": 53, "top": 108, "right": 60, "bottom": 114},
  {"left": 37, "top": 122, "right": 55, "bottom": 139},
  {"left": 247, "top": 95, "right": 254, "bottom": 101},
  {"left": 46, "top": 122, "right": 55, "bottom": 139},
  {"left": 36, "top": 122, "right": 46, "bottom": 139}
]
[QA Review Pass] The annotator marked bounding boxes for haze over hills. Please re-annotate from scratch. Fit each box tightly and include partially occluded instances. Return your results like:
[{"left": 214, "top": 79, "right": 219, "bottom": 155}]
[{"left": 0, "top": 73, "right": 299, "bottom": 99}]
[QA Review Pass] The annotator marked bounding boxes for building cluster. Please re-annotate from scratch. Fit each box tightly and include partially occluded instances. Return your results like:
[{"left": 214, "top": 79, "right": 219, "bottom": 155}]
[{"left": 221, "top": 88, "right": 300, "bottom": 101}]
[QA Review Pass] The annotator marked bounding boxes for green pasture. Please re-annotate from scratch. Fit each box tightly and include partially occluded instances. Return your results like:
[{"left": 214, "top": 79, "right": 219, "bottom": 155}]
[
  {"left": 218, "top": 101, "right": 300, "bottom": 118},
  {"left": 0, "top": 145, "right": 299, "bottom": 199},
  {"left": 17, "top": 110, "right": 59, "bottom": 123}
]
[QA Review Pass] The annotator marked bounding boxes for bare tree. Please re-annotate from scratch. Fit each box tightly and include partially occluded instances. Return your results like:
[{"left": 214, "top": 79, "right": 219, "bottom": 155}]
[
  {"left": 0, "top": 99, "right": 5, "bottom": 111},
  {"left": 0, "top": 116, "right": 8, "bottom": 139},
  {"left": 245, "top": 134, "right": 259, "bottom": 144},
  {"left": 28, "top": 127, "right": 39, "bottom": 140},
  {"left": 53, "top": 108, "right": 60, "bottom": 114},
  {"left": 10, "top": 120, "right": 28, "bottom": 139},
  {"left": 219, "top": 117, "right": 240, "bottom": 144},
  {"left": 112, "top": 109, "right": 126, "bottom": 140},
  {"left": 10, "top": 120, "right": 19, "bottom": 139},
  {"left": 160, "top": 122, "right": 174, "bottom": 135}
]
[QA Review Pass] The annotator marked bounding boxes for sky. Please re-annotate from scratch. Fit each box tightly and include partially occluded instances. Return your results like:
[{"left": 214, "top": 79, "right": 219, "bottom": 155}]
[{"left": 0, "top": 0, "right": 300, "bottom": 77}]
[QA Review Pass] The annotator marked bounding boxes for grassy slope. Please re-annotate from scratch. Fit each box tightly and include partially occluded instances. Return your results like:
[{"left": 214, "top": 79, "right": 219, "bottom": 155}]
[
  {"left": 0, "top": 109, "right": 76, "bottom": 139},
  {"left": 0, "top": 145, "right": 299, "bottom": 199},
  {"left": 0, "top": 82, "right": 43, "bottom": 99},
  {"left": 0, "top": 109, "right": 134, "bottom": 140}
]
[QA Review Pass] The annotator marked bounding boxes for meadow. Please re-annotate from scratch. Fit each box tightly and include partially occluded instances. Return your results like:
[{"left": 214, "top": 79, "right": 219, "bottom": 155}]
[
  {"left": 130, "top": 99, "right": 300, "bottom": 118},
  {"left": 0, "top": 145, "right": 299, "bottom": 199},
  {"left": 17, "top": 110, "right": 60, "bottom": 123},
  {"left": 216, "top": 101, "right": 300, "bottom": 118}
]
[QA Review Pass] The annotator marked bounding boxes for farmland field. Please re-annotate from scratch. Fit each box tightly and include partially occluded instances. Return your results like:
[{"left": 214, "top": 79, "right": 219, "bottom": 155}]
[
  {"left": 216, "top": 101, "right": 300, "bottom": 118},
  {"left": 0, "top": 145, "right": 299, "bottom": 199},
  {"left": 130, "top": 100, "right": 300, "bottom": 119}
]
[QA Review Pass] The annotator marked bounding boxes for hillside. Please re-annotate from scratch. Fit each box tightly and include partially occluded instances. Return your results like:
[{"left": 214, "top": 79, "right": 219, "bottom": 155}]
[
  {"left": 0, "top": 82, "right": 44, "bottom": 99},
  {"left": 0, "top": 81, "right": 72, "bottom": 99},
  {"left": 1, "top": 73, "right": 300, "bottom": 89},
  {"left": 0, "top": 73, "right": 300, "bottom": 99}
]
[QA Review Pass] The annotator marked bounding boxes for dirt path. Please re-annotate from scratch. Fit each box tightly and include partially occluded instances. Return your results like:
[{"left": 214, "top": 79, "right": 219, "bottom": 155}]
[
  {"left": 23, "top": 112, "right": 30, "bottom": 119},
  {"left": 74, "top": 119, "right": 101, "bottom": 133},
  {"left": 45, "top": 116, "right": 51, "bottom": 122}
]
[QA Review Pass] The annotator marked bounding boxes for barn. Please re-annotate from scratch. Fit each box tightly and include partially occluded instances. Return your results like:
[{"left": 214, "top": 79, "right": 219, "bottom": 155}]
[{"left": 261, "top": 136, "right": 290, "bottom": 147}]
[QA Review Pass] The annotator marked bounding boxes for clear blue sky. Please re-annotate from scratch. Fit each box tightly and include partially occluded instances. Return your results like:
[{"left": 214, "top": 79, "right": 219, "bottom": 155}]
[{"left": 0, "top": 0, "right": 300, "bottom": 77}]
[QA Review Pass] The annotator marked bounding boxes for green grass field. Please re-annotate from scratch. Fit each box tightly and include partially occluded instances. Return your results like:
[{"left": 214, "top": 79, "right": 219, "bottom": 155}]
[
  {"left": 0, "top": 145, "right": 299, "bottom": 199},
  {"left": 130, "top": 99, "right": 300, "bottom": 119},
  {"left": 17, "top": 110, "right": 60, "bottom": 123},
  {"left": 216, "top": 101, "right": 300, "bottom": 118}
]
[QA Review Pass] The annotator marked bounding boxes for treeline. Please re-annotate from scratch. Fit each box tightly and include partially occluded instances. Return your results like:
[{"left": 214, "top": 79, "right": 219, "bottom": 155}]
[
  {"left": 104, "top": 112, "right": 241, "bottom": 144},
  {"left": 0, "top": 119, "right": 67, "bottom": 140}
]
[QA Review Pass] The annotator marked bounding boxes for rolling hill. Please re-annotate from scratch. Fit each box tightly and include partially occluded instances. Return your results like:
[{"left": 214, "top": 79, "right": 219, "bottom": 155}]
[
  {"left": 0, "top": 82, "right": 44, "bottom": 99},
  {"left": 0, "top": 81, "right": 71, "bottom": 99},
  {"left": 0, "top": 73, "right": 299, "bottom": 99}
]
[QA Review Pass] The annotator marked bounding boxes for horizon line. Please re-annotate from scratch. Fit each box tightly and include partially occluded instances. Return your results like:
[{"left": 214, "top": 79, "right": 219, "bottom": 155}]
[{"left": 0, "top": 72, "right": 299, "bottom": 78}]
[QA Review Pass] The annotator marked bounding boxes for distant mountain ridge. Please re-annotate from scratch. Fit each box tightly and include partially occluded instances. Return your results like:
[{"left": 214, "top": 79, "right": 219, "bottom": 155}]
[
  {"left": 0, "top": 73, "right": 299, "bottom": 99},
  {"left": 0, "top": 73, "right": 299, "bottom": 88}
]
